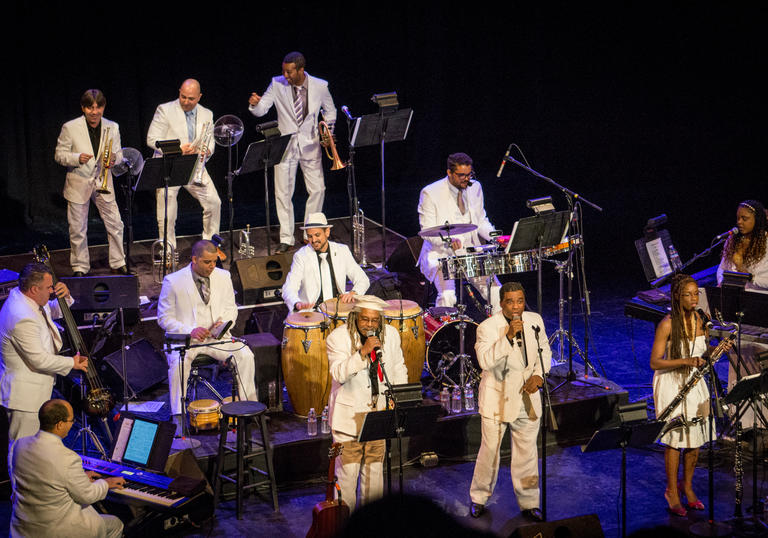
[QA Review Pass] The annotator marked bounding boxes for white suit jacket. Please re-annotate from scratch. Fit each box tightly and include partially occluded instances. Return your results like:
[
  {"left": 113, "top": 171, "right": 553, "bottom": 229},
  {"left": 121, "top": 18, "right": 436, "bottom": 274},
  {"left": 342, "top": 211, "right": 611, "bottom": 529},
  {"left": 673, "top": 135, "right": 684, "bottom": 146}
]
[
  {"left": 475, "top": 311, "right": 552, "bottom": 423},
  {"left": 327, "top": 324, "right": 408, "bottom": 438},
  {"left": 281, "top": 241, "right": 370, "bottom": 311},
  {"left": 417, "top": 177, "right": 495, "bottom": 280},
  {"left": 157, "top": 264, "right": 237, "bottom": 335},
  {"left": 0, "top": 288, "right": 74, "bottom": 412},
  {"left": 11, "top": 431, "right": 111, "bottom": 538},
  {"left": 248, "top": 72, "right": 337, "bottom": 161},
  {"left": 146, "top": 99, "right": 215, "bottom": 186},
  {"left": 54, "top": 116, "right": 123, "bottom": 204}
]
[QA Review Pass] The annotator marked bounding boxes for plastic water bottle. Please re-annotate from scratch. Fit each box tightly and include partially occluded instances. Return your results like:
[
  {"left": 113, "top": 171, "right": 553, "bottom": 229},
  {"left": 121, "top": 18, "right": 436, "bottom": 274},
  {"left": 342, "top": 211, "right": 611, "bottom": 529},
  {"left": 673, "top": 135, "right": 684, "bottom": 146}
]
[
  {"left": 451, "top": 386, "right": 462, "bottom": 413},
  {"left": 321, "top": 406, "right": 330, "bottom": 434},
  {"left": 667, "top": 245, "right": 682, "bottom": 271},
  {"left": 307, "top": 408, "right": 317, "bottom": 436},
  {"left": 464, "top": 383, "right": 475, "bottom": 411},
  {"left": 440, "top": 387, "right": 450, "bottom": 411}
]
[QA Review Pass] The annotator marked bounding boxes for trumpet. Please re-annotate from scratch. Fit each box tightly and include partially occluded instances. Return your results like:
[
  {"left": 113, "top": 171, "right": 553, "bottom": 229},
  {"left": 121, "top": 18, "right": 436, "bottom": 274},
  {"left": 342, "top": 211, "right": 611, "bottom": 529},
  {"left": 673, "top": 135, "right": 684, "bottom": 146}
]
[
  {"left": 353, "top": 208, "right": 370, "bottom": 267},
  {"left": 319, "top": 120, "right": 346, "bottom": 170},
  {"left": 238, "top": 224, "right": 255, "bottom": 259},
  {"left": 95, "top": 127, "right": 113, "bottom": 194},
  {"left": 190, "top": 122, "right": 212, "bottom": 186},
  {"left": 151, "top": 240, "right": 177, "bottom": 284}
]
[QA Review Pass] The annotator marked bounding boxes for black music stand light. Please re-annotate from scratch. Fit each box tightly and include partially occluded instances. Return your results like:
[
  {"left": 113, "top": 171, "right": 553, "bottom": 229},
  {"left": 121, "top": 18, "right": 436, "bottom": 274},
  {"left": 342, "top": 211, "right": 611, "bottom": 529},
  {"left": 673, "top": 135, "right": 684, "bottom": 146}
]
[
  {"left": 239, "top": 129, "right": 291, "bottom": 256},
  {"left": 583, "top": 403, "right": 665, "bottom": 538},
  {"left": 136, "top": 147, "right": 196, "bottom": 278}
]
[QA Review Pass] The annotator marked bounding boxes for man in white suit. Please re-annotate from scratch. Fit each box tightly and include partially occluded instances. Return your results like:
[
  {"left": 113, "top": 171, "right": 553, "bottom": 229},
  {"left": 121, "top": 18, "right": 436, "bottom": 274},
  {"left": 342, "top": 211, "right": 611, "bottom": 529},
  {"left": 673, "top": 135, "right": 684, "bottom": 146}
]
[
  {"left": 469, "top": 282, "right": 551, "bottom": 521},
  {"left": 0, "top": 263, "right": 89, "bottom": 444},
  {"left": 248, "top": 51, "right": 337, "bottom": 252},
  {"left": 281, "top": 212, "right": 369, "bottom": 312},
  {"left": 10, "top": 399, "right": 124, "bottom": 538},
  {"left": 417, "top": 152, "right": 500, "bottom": 313},
  {"left": 327, "top": 295, "right": 408, "bottom": 511},
  {"left": 54, "top": 89, "right": 127, "bottom": 276},
  {"left": 157, "top": 240, "right": 256, "bottom": 417},
  {"left": 147, "top": 79, "right": 221, "bottom": 252}
]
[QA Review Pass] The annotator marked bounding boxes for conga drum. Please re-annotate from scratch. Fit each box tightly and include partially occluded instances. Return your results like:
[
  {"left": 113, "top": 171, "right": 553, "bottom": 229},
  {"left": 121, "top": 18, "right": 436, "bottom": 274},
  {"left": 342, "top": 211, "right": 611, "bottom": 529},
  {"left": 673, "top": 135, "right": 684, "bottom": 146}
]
[
  {"left": 281, "top": 311, "right": 331, "bottom": 417},
  {"left": 383, "top": 299, "right": 426, "bottom": 384},
  {"left": 187, "top": 399, "right": 221, "bottom": 431},
  {"left": 318, "top": 298, "right": 355, "bottom": 330}
]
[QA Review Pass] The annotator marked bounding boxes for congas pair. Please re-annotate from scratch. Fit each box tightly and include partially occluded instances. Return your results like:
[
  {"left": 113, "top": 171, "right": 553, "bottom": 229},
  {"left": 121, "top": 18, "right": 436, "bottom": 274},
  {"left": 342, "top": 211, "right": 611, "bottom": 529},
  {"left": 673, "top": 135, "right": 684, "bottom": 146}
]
[
  {"left": 281, "top": 311, "right": 331, "bottom": 417},
  {"left": 382, "top": 300, "right": 425, "bottom": 384},
  {"left": 423, "top": 307, "right": 481, "bottom": 387}
]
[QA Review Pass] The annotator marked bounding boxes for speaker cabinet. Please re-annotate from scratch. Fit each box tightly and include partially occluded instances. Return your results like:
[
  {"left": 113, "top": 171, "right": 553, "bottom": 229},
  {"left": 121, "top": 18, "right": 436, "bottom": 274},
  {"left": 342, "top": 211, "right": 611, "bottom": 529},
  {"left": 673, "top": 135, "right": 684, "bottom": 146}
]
[
  {"left": 98, "top": 338, "right": 168, "bottom": 400},
  {"left": 59, "top": 275, "right": 140, "bottom": 325},
  {"left": 231, "top": 252, "right": 294, "bottom": 305}
]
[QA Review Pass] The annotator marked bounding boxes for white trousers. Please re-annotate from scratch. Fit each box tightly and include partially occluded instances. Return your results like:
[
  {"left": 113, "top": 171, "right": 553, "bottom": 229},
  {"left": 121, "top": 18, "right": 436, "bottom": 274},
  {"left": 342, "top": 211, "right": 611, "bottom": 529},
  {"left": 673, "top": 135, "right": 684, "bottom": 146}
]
[
  {"left": 274, "top": 156, "right": 325, "bottom": 245},
  {"left": 332, "top": 435, "right": 385, "bottom": 512},
  {"left": 67, "top": 196, "right": 125, "bottom": 273},
  {"left": 433, "top": 272, "right": 501, "bottom": 315},
  {"left": 469, "top": 408, "right": 541, "bottom": 510},
  {"left": 155, "top": 182, "right": 221, "bottom": 249},
  {"left": 166, "top": 339, "right": 256, "bottom": 415}
]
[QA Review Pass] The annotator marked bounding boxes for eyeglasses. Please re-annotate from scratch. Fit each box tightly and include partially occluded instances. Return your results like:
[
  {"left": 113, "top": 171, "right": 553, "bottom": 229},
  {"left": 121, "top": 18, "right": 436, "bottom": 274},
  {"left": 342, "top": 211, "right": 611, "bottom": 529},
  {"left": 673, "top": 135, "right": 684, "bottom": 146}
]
[{"left": 451, "top": 171, "right": 473, "bottom": 179}]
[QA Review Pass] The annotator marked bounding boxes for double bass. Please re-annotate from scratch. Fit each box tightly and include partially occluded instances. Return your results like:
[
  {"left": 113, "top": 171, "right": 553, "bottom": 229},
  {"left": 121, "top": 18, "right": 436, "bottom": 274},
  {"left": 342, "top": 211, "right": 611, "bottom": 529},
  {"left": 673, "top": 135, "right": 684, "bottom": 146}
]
[{"left": 33, "top": 245, "right": 115, "bottom": 417}]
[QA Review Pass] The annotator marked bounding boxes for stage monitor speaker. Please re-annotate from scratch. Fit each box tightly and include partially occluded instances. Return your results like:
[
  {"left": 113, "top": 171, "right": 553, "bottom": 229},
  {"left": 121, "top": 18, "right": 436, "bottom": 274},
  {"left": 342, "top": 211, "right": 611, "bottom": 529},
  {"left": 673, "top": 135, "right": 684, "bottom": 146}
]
[
  {"left": 98, "top": 338, "right": 168, "bottom": 400},
  {"left": 231, "top": 252, "right": 294, "bottom": 305},
  {"left": 508, "top": 513, "right": 603, "bottom": 538},
  {"left": 385, "top": 236, "right": 423, "bottom": 274},
  {"left": 60, "top": 275, "right": 140, "bottom": 325}
]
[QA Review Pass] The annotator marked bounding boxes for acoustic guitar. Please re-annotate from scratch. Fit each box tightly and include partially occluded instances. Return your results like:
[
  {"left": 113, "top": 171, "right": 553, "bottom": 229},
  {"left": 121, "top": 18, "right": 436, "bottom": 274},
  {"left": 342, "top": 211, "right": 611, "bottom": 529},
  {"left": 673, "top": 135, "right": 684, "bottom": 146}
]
[
  {"left": 33, "top": 245, "right": 115, "bottom": 417},
  {"left": 306, "top": 442, "right": 350, "bottom": 538}
]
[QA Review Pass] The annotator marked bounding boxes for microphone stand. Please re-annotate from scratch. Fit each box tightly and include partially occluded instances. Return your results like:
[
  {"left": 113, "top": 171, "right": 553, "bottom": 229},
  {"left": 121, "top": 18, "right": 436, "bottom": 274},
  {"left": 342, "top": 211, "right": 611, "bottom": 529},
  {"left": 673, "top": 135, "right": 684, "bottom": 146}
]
[
  {"left": 650, "top": 235, "right": 729, "bottom": 289},
  {"left": 533, "top": 326, "right": 557, "bottom": 522},
  {"left": 375, "top": 346, "right": 404, "bottom": 500}
]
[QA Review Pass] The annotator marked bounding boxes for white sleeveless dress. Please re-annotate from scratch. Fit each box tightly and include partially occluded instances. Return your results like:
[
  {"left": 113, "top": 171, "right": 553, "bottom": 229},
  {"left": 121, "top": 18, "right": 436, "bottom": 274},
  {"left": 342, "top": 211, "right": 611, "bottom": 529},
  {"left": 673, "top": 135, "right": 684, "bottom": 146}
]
[{"left": 653, "top": 335, "right": 711, "bottom": 448}]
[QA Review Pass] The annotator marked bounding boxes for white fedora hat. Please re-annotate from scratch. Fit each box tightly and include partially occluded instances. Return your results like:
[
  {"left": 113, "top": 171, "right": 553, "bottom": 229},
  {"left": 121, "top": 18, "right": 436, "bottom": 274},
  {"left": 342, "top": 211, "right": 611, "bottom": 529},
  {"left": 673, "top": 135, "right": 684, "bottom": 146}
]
[{"left": 300, "top": 212, "right": 333, "bottom": 230}]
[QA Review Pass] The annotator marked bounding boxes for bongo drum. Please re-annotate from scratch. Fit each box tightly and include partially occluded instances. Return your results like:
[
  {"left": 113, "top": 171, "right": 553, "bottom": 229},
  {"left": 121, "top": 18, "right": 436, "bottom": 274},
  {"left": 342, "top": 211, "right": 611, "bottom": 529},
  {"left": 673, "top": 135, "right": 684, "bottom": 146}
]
[{"left": 187, "top": 398, "right": 221, "bottom": 431}]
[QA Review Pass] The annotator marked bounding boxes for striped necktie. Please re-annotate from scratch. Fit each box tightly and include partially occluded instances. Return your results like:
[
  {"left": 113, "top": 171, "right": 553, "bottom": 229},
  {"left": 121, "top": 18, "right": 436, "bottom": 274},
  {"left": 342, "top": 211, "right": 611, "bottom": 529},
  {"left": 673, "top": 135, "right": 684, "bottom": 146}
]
[
  {"left": 293, "top": 86, "right": 305, "bottom": 124},
  {"left": 185, "top": 110, "right": 196, "bottom": 142}
]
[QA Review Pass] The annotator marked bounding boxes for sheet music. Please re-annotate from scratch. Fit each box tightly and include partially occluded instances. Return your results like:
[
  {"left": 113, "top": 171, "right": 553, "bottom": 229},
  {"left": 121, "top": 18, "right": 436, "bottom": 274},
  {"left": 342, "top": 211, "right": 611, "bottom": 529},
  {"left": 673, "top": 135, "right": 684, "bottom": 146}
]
[
  {"left": 111, "top": 417, "right": 133, "bottom": 462},
  {"left": 645, "top": 237, "right": 672, "bottom": 278}
]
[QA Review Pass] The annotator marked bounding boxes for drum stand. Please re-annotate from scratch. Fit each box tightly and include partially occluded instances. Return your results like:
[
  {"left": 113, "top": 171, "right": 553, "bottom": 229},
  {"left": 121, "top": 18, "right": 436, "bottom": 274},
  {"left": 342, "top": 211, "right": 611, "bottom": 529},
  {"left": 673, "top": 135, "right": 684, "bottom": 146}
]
[
  {"left": 74, "top": 375, "right": 108, "bottom": 459},
  {"left": 547, "top": 259, "right": 587, "bottom": 368}
]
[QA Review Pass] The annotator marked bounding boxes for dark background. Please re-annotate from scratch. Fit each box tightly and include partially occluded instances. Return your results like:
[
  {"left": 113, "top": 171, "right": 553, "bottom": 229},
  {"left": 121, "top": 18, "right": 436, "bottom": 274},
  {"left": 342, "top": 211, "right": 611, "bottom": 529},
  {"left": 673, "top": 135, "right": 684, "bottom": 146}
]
[{"left": 2, "top": 3, "right": 766, "bottom": 290}]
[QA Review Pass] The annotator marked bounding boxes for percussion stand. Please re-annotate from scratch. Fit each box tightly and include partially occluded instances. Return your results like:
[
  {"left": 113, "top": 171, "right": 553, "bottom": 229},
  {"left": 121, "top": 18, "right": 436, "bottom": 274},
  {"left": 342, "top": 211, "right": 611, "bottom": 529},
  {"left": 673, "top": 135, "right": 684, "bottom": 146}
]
[
  {"left": 73, "top": 376, "right": 108, "bottom": 459},
  {"left": 168, "top": 341, "right": 205, "bottom": 450},
  {"left": 547, "top": 258, "right": 586, "bottom": 367}
]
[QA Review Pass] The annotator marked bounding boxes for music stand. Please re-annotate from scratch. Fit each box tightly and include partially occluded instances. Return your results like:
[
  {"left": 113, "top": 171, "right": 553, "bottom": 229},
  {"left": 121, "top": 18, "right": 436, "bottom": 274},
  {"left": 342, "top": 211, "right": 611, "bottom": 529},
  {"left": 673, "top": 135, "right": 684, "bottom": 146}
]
[
  {"left": 583, "top": 403, "right": 665, "bottom": 538},
  {"left": 358, "top": 398, "right": 439, "bottom": 499},
  {"left": 350, "top": 101, "right": 413, "bottom": 261},
  {"left": 135, "top": 150, "right": 196, "bottom": 278},
  {"left": 238, "top": 132, "right": 291, "bottom": 256}
]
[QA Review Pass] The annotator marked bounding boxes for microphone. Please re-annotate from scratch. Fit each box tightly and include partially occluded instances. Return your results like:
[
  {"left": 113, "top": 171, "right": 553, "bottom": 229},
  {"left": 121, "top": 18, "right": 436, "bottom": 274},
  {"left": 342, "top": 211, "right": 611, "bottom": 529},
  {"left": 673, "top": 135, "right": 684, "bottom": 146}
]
[
  {"left": 714, "top": 227, "right": 738, "bottom": 242},
  {"left": 341, "top": 105, "right": 354, "bottom": 121},
  {"left": 511, "top": 314, "right": 523, "bottom": 346},
  {"left": 496, "top": 144, "right": 513, "bottom": 178},
  {"left": 366, "top": 330, "right": 383, "bottom": 361}
]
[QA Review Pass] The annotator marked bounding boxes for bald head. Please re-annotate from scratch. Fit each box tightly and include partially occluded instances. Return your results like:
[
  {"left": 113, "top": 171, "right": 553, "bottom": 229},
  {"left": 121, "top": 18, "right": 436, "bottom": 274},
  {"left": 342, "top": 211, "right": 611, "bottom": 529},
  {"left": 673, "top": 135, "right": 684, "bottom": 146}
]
[
  {"left": 179, "top": 79, "right": 202, "bottom": 112},
  {"left": 39, "top": 399, "right": 73, "bottom": 434}
]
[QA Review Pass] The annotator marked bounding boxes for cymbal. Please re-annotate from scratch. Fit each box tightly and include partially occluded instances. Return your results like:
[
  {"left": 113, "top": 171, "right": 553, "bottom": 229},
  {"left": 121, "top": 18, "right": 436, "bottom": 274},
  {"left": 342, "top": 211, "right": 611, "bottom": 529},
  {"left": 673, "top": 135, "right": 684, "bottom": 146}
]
[{"left": 418, "top": 223, "right": 478, "bottom": 238}]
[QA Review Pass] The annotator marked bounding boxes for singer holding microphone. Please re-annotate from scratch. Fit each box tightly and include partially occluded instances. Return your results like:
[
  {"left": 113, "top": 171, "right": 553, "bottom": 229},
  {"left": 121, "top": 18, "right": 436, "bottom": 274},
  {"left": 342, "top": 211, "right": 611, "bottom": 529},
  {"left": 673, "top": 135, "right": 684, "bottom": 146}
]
[
  {"left": 326, "top": 295, "right": 408, "bottom": 511},
  {"left": 469, "top": 282, "right": 551, "bottom": 521}
]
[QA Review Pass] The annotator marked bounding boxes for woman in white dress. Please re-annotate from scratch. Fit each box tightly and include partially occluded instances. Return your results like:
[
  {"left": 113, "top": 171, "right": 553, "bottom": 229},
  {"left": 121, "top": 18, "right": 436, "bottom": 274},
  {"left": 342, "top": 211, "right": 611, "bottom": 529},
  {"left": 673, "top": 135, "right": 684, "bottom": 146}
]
[{"left": 650, "top": 274, "right": 712, "bottom": 517}]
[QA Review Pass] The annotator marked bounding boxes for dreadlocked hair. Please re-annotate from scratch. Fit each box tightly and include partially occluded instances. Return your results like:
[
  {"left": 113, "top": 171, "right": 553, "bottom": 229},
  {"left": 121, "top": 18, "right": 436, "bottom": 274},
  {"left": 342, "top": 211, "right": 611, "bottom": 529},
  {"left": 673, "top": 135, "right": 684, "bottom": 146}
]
[
  {"left": 346, "top": 310, "right": 386, "bottom": 356},
  {"left": 668, "top": 273, "right": 697, "bottom": 361},
  {"left": 722, "top": 199, "right": 768, "bottom": 268}
]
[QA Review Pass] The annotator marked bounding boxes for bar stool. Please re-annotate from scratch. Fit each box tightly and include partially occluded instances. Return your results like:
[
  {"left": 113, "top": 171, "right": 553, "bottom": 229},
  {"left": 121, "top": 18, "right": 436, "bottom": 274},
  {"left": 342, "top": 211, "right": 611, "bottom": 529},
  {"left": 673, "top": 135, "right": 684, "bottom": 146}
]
[
  {"left": 212, "top": 400, "right": 278, "bottom": 518},
  {"left": 186, "top": 354, "right": 225, "bottom": 403}
]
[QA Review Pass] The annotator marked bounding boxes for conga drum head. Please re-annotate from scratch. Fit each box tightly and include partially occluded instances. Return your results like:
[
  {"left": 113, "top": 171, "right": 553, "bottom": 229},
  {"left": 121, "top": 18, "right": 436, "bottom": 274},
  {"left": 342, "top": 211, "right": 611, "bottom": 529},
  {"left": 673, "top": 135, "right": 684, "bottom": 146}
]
[
  {"left": 319, "top": 299, "right": 355, "bottom": 319},
  {"left": 285, "top": 311, "right": 326, "bottom": 327},
  {"left": 383, "top": 299, "right": 422, "bottom": 319}
]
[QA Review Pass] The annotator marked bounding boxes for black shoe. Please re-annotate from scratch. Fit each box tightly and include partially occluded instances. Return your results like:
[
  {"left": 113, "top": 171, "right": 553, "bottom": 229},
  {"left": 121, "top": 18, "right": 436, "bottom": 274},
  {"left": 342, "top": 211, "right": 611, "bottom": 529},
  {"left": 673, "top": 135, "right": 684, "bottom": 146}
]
[
  {"left": 72, "top": 271, "right": 86, "bottom": 277},
  {"left": 111, "top": 265, "right": 133, "bottom": 275},
  {"left": 521, "top": 508, "right": 544, "bottom": 522},
  {"left": 470, "top": 502, "right": 486, "bottom": 518},
  {"left": 275, "top": 243, "right": 292, "bottom": 253}
]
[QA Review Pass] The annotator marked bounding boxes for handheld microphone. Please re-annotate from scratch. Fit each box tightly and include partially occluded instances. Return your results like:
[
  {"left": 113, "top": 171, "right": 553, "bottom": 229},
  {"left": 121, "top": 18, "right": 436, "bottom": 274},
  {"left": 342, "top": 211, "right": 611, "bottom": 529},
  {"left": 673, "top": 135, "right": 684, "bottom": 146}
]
[
  {"left": 511, "top": 314, "right": 523, "bottom": 346},
  {"left": 366, "top": 330, "right": 383, "bottom": 361},
  {"left": 496, "top": 144, "right": 513, "bottom": 178},
  {"left": 714, "top": 227, "right": 738, "bottom": 242},
  {"left": 341, "top": 105, "right": 354, "bottom": 121}
]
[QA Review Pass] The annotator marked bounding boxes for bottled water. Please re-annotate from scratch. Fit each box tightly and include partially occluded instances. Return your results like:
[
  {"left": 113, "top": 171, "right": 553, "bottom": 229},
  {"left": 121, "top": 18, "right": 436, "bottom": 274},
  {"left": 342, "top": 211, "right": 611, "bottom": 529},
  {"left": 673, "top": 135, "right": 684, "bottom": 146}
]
[
  {"left": 321, "top": 406, "right": 330, "bottom": 434},
  {"left": 440, "top": 387, "right": 450, "bottom": 411},
  {"left": 451, "top": 386, "right": 462, "bottom": 413},
  {"left": 307, "top": 408, "right": 317, "bottom": 436},
  {"left": 464, "top": 383, "right": 475, "bottom": 411}
]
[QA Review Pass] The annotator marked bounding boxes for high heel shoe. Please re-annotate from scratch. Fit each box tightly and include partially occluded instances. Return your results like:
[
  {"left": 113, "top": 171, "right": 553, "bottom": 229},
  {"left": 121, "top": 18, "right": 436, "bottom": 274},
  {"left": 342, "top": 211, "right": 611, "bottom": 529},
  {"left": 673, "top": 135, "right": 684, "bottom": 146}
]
[
  {"left": 664, "top": 489, "right": 688, "bottom": 517},
  {"left": 686, "top": 499, "right": 705, "bottom": 510}
]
